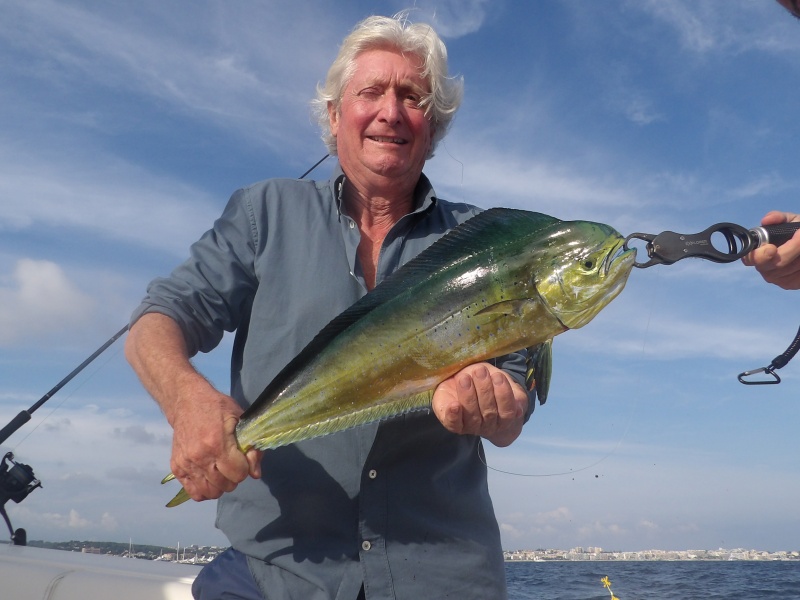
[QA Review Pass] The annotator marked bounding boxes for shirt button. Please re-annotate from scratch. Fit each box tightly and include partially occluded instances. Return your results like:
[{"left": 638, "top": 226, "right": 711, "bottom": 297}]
[
  {"left": 362, "top": 540, "right": 372, "bottom": 551},
  {"left": 349, "top": 221, "right": 355, "bottom": 229},
  {"left": 368, "top": 469, "right": 377, "bottom": 479}
]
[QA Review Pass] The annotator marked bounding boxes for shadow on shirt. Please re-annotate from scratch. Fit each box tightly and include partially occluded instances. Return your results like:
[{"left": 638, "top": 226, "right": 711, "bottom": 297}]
[
  {"left": 253, "top": 413, "right": 497, "bottom": 566},
  {"left": 256, "top": 442, "right": 360, "bottom": 565}
]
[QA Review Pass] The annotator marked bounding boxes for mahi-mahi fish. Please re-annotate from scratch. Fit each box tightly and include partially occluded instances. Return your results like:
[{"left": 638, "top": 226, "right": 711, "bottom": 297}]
[{"left": 163, "top": 208, "right": 636, "bottom": 506}]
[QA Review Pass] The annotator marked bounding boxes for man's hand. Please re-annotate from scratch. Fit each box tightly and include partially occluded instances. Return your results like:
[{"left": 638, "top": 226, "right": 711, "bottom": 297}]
[
  {"left": 168, "top": 385, "right": 262, "bottom": 502},
  {"left": 432, "top": 362, "right": 529, "bottom": 447},
  {"left": 125, "top": 313, "right": 262, "bottom": 503},
  {"left": 742, "top": 211, "right": 800, "bottom": 290}
]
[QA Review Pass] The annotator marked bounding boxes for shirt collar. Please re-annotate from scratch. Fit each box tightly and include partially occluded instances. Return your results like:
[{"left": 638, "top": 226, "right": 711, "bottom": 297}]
[{"left": 330, "top": 162, "right": 438, "bottom": 218}]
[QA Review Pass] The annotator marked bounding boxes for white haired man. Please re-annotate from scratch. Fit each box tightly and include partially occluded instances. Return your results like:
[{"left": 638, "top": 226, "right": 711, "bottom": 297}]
[{"left": 126, "top": 14, "right": 532, "bottom": 600}]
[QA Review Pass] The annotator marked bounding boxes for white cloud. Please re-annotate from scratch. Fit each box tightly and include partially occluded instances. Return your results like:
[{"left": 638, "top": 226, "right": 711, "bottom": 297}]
[
  {"left": 0, "top": 141, "right": 221, "bottom": 257},
  {"left": 533, "top": 507, "right": 573, "bottom": 525},
  {"left": 428, "top": 147, "right": 641, "bottom": 223},
  {"left": 578, "top": 520, "right": 627, "bottom": 538},
  {"left": 638, "top": 519, "right": 660, "bottom": 531},
  {"left": 391, "top": 0, "right": 491, "bottom": 38},
  {"left": 730, "top": 172, "right": 790, "bottom": 198},
  {"left": 630, "top": 0, "right": 800, "bottom": 55},
  {"left": 0, "top": 402, "right": 224, "bottom": 545},
  {"left": 0, "top": 1, "right": 338, "bottom": 152},
  {"left": 622, "top": 95, "right": 664, "bottom": 126},
  {"left": 0, "top": 259, "right": 94, "bottom": 346}
]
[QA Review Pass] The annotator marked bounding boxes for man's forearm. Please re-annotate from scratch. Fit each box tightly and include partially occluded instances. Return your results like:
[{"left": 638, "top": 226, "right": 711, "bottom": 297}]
[{"left": 124, "top": 312, "right": 214, "bottom": 426}]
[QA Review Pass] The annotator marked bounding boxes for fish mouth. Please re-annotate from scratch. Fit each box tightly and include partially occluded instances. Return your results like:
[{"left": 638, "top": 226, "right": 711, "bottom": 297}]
[
  {"left": 603, "top": 238, "right": 637, "bottom": 276},
  {"left": 598, "top": 237, "right": 637, "bottom": 309}
]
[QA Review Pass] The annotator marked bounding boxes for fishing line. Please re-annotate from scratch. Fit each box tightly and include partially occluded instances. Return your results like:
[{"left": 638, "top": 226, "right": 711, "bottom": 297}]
[
  {"left": 480, "top": 269, "right": 661, "bottom": 478},
  {"left": 439, "top": 140, "right": 465, "bottom": 187},
  {"left": 8, "top": 342, "right": 126, "bottom": 452},
  {"left": 1, "top": 155, "right": 332, "bottom": 451}
]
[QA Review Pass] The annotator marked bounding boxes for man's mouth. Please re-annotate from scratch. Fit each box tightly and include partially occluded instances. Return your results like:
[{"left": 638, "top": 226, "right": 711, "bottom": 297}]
[{"left": 368, "top": 136, "right": 407, "bottom": 145}]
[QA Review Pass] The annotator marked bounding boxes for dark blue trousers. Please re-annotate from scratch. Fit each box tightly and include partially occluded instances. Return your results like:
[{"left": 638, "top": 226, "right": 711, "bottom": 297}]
[
  {"left": 192, "top": 548, "right": 264, "bottom": 600},
  {"left": 192, "top": 548, "right": 366, "bottom": 600}
]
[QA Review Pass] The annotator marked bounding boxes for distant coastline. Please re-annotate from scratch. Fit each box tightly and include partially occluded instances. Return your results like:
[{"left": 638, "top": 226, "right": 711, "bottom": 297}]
[
  {"left": 21, "top": 540, "right": 223, "bottom": 564},
  {"left": 504, "top": 547, "right": 800, "bottom": 562},
  {"left": 9, "top": 540, "right": 800, "bottom": 563}
]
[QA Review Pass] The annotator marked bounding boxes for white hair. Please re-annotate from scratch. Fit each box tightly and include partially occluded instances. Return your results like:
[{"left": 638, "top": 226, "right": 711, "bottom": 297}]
[{"left": 311, "top": 13, "right": 463, "bottom": 158}]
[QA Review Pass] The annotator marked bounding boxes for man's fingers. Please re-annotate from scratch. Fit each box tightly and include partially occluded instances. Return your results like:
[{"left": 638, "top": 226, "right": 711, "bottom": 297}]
[{"left": 246, "top": 449, "right": 263, "bottom": 479}]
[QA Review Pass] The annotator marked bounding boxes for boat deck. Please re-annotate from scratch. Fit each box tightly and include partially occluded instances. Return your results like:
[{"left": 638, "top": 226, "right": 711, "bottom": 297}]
[{"left": 0, "top": 543, "right": 200, "bottom": 599}]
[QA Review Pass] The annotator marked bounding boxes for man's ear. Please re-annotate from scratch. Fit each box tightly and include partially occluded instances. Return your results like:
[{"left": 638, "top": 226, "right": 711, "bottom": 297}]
[{"left": 328, "top": 101, "right": 339, "bottom": 137}]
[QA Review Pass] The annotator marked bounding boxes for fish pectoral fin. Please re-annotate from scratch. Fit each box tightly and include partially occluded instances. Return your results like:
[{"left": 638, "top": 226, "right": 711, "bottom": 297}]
[
  {"left": 475, "top": 299, "right": 535, "bottom": 317},
  {"left": 525, "top": 339, "right": 553, "bottom": 406}
]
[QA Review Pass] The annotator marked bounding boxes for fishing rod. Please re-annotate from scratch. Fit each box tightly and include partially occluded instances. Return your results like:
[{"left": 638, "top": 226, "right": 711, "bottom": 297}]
[
  {"left": 624, "top": 220, "right": 800, "bottom": 385},
  {"left": 0, "top": 154, "right": 331, "bottom": 448},
  {"left": 0, "top": 324, "right": 127, "bottom": 545},
  {"left": 0, "top": 155, "right": 330, "bottom": 544},
  {"left": 0, "top": 325, "right": 129, "bottom": 446}
]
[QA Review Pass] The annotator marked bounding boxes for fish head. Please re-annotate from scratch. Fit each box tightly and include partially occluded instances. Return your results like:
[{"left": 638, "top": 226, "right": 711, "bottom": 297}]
[{"left": 533, "top": 221, "right": 636, "bottom": 330}]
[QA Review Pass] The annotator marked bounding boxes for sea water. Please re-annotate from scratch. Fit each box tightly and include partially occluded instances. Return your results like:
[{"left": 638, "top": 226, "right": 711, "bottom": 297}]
[{"left": 505, "top": 560, "right": 800, "bottom": 599}]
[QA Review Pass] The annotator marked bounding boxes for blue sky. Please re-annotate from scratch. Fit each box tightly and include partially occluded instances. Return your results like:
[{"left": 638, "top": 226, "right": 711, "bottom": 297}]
[{"left": 1, "top": 0, "right": 799, "bottom": 553}]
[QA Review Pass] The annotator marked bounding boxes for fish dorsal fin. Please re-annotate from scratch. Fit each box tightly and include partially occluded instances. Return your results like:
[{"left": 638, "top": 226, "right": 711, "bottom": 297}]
[
  {"left": 391, "top": 208, "right": 561, "bottom": 284},
  {"left": 336, "top": 208, "right": 560, "bottom": 319},
  {"left": 244, "top": 208, "right": 560, "bottom": 417}
]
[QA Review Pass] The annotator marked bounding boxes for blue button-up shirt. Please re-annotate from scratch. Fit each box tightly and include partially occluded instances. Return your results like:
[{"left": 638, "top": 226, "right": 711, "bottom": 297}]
[{"left": 131, "top": 166, "right": 532, "bottom": 600}]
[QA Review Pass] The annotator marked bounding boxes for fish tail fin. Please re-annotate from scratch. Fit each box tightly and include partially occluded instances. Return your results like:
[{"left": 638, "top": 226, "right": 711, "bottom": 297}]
[
  {"left": 161, "top": 471, "right": 191, "bottom": 507},
  {"left": 166, "top": 488, "right": 191, "bottom": 507}
]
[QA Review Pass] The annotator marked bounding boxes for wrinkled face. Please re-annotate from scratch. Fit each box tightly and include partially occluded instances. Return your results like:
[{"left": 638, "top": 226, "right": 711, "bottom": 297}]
[
  {"left": 534, "top": 222, "right": 636, "bottom": 330},
  {"left": 328, "top": 48, "right": 434, "bottom": 193}
]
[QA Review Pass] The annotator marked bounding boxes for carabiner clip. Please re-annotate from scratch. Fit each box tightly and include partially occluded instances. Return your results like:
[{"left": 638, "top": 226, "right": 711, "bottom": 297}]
[
  {"left": 737, "top": 325, "right": 800, "bottom": 385},
  {"left": 623, "top": 233, "right": 661, "bottom": 268},
  {"left": 737, "top": 366, "right": 781, "bottom": 385}
]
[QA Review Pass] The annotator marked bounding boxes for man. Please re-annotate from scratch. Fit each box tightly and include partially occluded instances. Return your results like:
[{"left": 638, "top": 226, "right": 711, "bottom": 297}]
[{"left": 126, "top": 15, "right": 532, "bottom": 600}]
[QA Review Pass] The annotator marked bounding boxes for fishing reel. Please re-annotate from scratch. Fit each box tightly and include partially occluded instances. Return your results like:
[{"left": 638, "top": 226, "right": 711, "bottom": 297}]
[{"left": 0, "top": 452, "right": 41, "bottom": 545}]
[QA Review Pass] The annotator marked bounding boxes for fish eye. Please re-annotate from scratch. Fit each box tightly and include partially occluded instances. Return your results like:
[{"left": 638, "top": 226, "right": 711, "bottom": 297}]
[{"left": 583, "top": 260, "right": 594, "bottom": 269}]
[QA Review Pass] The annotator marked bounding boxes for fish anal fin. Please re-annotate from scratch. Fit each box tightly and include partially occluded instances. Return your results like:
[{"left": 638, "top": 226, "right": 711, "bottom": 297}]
[{"left": 249, "top": 390, "right": 435, "bottom": 452}]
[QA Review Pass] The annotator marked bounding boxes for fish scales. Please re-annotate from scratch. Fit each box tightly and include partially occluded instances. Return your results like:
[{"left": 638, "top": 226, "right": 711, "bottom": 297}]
[
  {"left": 164, "top": 208, "right": 635, "bottom": 506},
  {"left": 236, "top": 210, "right": 563, "bottom": 450}
]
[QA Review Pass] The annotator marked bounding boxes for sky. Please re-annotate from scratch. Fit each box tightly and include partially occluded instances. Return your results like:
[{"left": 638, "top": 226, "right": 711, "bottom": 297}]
[{"left": 1, "top": 0, "right": 799, "bottom": 554}]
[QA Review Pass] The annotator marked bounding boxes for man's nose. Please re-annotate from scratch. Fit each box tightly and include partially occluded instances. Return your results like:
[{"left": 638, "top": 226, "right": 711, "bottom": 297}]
[{"left": 376, "top": 94, "right": 402, "bottom": 124}]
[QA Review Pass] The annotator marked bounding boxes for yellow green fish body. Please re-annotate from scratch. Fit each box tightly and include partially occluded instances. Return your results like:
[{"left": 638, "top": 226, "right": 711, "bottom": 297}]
[{"left": 165, "top": 208, "right": 635, "bottom": 506}]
